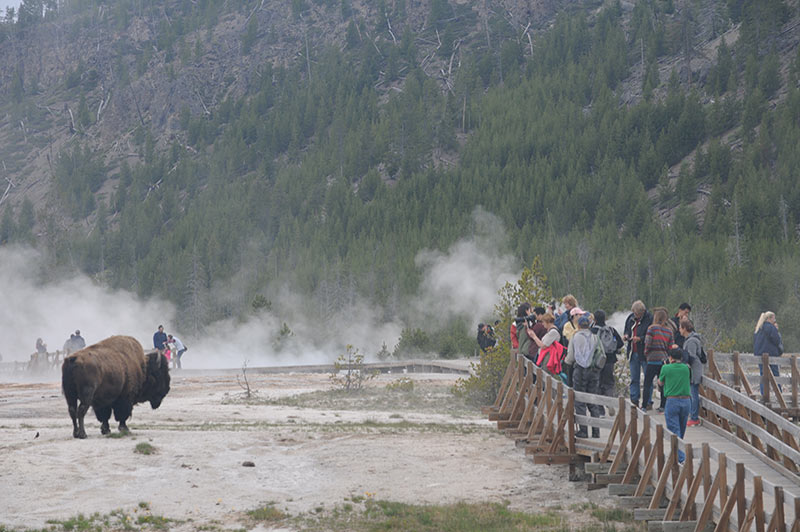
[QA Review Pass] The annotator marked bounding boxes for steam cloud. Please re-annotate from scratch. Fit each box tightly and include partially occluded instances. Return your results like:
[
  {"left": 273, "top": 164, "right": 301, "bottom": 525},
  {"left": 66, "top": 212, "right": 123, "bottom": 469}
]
[
  {"left": 0, "top": 246, "right": 175, "bottom": 365},
  {"left": 411, "top": 207, "right": 520, "bottom": 328},
  {"left": 0, "top": 207, "right": 536, "bottom": 373}
]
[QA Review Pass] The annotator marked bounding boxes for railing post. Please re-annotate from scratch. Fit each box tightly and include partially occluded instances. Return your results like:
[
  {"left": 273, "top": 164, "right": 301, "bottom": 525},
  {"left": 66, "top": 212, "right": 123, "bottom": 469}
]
[
  {"left": 702, "top": 443, "right": 711, "bottom": 498},
  {"left": 792, "top": 355, "right": 798, "bottom": 416},
  {"left": 733, "top": 351, "right": 741, "bottom": 390},
  {"left": 772, "top": 486, "right": 785, "bottom": 532},
  {"left": 753, "top": 476, "right": 765, "bottom": 532},
  {"left": 736, "top": 462, "right": 745, "bottom": 528},
  {"left": 762, "top": 353, "right": 771, "bottom": 405},
  {"left": 567, "top": 388, "right": 575, "bottom": 457}
]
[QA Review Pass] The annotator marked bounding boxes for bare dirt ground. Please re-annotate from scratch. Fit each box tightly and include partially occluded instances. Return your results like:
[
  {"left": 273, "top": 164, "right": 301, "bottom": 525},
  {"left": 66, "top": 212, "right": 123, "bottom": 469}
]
[{"left": 0, "top": 368, "right": 610, "bottom": 531}]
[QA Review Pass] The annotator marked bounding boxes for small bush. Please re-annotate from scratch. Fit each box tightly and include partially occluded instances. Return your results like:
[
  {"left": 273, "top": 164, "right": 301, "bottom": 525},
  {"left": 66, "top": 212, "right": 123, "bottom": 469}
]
[
  {"left": 330, "top": 345, "right": 377, "bottom": 392},
  {"left": 453, "top": 345, "right": 510, "bottom": 406},
  {"left": 386, "top": 377, "right": 414, "bottom": 392},
  {"left": 247, "top": 504, "right": 287, "bottom": 522},
  {"left": 134, "top": 442, "right": 156, "bottom": 455}
]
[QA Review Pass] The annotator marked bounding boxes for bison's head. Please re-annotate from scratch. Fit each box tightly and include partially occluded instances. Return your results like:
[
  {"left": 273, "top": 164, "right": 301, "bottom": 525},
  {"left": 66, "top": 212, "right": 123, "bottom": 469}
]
[{"left": 144, "top": 352, "right": 171, "bottom": 409}]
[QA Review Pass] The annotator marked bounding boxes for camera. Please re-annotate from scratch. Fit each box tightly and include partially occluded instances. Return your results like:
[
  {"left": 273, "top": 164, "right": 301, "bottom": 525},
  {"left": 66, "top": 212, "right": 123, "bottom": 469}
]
[{"left": 515, "top": 315, "right": 536, "bottom": 327}]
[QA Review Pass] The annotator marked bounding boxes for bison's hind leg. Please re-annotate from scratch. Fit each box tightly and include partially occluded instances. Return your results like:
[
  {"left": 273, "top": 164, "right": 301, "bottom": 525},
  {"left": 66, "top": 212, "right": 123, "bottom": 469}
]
[
  {"left": 94, "top": 405, "right": 113, "bottom": 435},
  {"left": 112, "top": 399, "right": 133, "bottom": 433},
  {"left": 72, "top": 385, "right": 95, "bottom": 439},
  {"left": 64, "top": 394, "right": 81, "bottom": 439}
]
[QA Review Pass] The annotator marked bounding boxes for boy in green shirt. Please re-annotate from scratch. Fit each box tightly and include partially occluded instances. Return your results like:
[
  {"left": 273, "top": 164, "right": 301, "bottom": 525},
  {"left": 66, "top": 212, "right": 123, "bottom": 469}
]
[{"left": 659, "top": 348, "right": 691, "bottom": 462}]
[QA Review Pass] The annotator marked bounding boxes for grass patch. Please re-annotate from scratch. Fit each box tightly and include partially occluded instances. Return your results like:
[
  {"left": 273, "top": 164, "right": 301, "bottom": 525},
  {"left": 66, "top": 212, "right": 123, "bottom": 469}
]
[
  {"left": 105, "top": 431, "right": 131, "bottom": 439},
  {"left": 42, "top": 508, "right": 174, "bottom": 531},
  {"left": 134, "top": 442, "right": 156, "bottom": 455},
  {"left": 247, "top": 504, "right": 288, "bottom": 523},
  {"left": 290, "top": 500, "right": 647, "bottom": 532},
  {"left": 297, "top": 500, "right": 565, "bottom": 531}
]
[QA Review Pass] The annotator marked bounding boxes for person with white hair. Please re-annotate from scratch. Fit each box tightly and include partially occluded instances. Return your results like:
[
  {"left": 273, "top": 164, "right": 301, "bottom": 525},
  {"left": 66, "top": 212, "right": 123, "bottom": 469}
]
[{"left": 623, "top": 300, "right": 653, "bottom": 408}]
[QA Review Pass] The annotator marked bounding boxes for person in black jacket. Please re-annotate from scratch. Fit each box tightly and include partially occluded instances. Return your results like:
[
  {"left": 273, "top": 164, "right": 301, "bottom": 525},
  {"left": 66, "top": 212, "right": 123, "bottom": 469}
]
[
  {"left": 623, "top": 300, "right": 653, "bottom": 408},
  {"left": 670, "top": 303, "right": 692, "bottom": 348}
]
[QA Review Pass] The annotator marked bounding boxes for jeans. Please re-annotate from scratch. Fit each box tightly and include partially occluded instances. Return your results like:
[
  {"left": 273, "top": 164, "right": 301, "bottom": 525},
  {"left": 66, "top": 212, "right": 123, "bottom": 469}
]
[
  {"left": 690, "top": 383, "right": 700, "bottom": 421},
  {"left": 642, "top": 362, "right": 663, "bottom": 408},
  {"left": 629, "top": 352, "right": 646, "bottom": 406},
  {"left": 758, "top": 363, "right": 780, "bottom": 395},
  {"left": 665, "top": 396, "right": 690, "bottom": 462},
  {"left": 176, "top": 348, "right": 187, "bottom": 369}
]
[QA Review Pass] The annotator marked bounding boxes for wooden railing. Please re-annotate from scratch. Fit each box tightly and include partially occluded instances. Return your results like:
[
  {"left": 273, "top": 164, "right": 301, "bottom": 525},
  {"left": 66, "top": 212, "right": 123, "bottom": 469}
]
[
  {"left": 706, "top": 351, "right": 800, "bottom": 419},
  {"left": 483, "top": 354, "right": 800, "bottom": 532}
]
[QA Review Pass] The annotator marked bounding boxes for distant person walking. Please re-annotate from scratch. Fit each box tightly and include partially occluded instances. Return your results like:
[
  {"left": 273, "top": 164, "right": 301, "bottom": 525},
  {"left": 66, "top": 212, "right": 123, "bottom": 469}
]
[
  {"left": 73, "top": 330, "right": 85, "bottom": 350},
  {"left": 153, "top": 325, "right": 168, "bottom": 356},
  {"left": 754, "top": 311, "right": 783, "bottom": 395}
]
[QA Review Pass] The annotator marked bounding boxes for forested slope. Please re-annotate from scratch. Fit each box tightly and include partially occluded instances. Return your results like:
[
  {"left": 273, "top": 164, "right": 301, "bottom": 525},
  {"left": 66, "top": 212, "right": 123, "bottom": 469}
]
[{"left": 0, "top": 0, "right": 799, "bottom": 352}]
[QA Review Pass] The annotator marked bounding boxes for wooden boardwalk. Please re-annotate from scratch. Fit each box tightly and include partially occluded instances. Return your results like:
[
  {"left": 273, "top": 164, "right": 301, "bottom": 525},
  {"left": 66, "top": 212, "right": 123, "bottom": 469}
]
[{"left": 483, "top": 354, "right": 800, "bottom": 531}]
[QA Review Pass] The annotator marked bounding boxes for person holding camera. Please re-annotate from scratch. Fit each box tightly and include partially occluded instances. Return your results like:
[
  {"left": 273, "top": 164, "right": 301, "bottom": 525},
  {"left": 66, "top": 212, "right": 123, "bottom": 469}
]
[
  {"left": 515, "top": 303, "right": 536, "bottom": 361},
  {"left": 659, "top": 348, "right": 691, "bottom": 462}
]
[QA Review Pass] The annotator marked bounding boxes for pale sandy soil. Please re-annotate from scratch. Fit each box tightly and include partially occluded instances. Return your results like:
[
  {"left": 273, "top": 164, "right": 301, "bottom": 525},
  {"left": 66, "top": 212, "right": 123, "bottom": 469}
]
[{"left": 0, "top": 369, "right": 609, "bottom": 531}]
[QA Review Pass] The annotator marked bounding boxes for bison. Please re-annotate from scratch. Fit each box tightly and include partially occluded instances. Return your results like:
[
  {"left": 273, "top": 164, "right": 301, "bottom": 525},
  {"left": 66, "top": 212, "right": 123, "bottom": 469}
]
[{"left": 61, "top": 335, "right": 171, "bottom": 439}]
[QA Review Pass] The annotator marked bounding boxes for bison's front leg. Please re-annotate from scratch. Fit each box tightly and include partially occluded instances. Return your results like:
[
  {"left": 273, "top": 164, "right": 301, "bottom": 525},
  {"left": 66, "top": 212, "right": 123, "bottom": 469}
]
[
  {"left": 94, "top": 405, "right": 112, "bottom": 435},
  {"left": 113, "top": 400, "right": 133, "bottom": 433}
]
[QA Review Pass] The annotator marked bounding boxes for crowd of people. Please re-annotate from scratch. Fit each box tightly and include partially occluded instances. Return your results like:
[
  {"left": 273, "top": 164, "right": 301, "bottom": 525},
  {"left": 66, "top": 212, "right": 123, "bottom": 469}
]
[
  {"left": 497, "top": 296, "right": 704, "bottom": 457},
  {"left": 153, "top": 325, "right": 187, "bottom": 369},
  {"left": 491, "top": 294, "right": 788, "bottom": 460}
]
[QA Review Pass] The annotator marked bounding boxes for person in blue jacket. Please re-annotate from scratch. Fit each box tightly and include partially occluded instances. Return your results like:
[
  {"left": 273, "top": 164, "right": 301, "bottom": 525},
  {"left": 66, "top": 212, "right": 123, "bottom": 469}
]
[
  {"left": 153, "top": 325, "right": 168, "bottom": 355},
  {"left": 754, "top": 311, "right": 783, "bottom": 395}
]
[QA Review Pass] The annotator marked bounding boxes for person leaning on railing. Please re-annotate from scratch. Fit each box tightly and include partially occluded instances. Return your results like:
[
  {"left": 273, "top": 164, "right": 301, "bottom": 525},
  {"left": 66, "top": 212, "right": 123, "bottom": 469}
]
[{"left": 754, "top": 311, "right": 783, "bottom": 395}]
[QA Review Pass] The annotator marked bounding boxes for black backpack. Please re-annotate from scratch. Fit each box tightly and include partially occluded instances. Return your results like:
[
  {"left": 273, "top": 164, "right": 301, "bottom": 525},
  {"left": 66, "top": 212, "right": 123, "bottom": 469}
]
[{"left": 698, "top": 347, "right": 707, "bottom": 364}]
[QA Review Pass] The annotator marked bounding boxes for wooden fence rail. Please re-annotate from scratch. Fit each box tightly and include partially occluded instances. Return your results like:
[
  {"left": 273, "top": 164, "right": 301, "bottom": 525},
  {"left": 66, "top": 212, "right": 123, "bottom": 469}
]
[
  {"left": 706, "top": 352, "right": 800, "bottom": 419},
  {"left": 483, "top": 354, "right": 800, "bottom": 532}
]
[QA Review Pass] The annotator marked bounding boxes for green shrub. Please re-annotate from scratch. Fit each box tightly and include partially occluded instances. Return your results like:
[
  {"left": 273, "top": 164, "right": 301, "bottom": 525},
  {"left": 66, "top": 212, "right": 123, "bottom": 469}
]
[{"left": 134, "top": 442, "right": 156, "bottom": 455}]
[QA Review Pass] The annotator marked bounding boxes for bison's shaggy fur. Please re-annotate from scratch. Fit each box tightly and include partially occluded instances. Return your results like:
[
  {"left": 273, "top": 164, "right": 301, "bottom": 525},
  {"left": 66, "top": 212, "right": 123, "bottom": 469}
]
[{"left": 62, "top": 335, "right": 170, "bottom": 439}]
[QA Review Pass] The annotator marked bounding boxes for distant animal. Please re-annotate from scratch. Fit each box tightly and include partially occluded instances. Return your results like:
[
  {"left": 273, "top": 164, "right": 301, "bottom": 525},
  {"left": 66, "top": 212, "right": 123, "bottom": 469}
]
[{"left": 61, "top": 335, "right": 171, "bottom": 439}]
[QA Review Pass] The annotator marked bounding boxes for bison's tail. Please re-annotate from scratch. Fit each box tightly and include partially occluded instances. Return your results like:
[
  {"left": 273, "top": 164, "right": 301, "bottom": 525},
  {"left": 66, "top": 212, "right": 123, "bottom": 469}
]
[{"left": 61, "top": 356, "right": 78, "bottom": 401}]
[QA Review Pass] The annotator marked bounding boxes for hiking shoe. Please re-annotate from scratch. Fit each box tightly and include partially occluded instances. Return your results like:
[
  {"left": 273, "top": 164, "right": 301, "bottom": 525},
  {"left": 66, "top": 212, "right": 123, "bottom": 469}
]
[
  {"left": 656, "top": 407, "right": 665, "bottom": 413},
  {"left": 687, "top": 419, "right": 701, "bottom": 427}
]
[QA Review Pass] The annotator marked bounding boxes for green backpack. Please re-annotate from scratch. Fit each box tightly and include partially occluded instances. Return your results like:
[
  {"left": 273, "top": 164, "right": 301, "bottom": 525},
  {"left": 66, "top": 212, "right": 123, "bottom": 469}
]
[{"left": 590, "top": 338, "right": 607, "bottom": 370}]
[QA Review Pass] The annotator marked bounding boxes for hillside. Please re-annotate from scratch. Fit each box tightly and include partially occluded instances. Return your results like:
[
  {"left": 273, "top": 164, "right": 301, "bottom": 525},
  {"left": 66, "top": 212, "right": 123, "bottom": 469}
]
[{"left": 1, "top": 0, "right": 800, "bottom": 352}]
